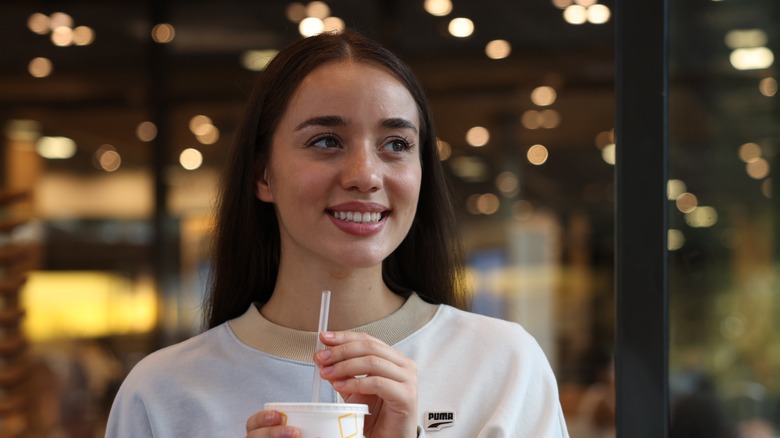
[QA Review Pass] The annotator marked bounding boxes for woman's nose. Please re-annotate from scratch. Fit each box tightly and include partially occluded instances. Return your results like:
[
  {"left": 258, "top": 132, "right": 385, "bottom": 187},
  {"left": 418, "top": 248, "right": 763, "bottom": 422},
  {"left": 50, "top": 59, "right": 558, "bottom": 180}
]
[{"left": 341, "top": 147, "right": 382, "bottom": 192}]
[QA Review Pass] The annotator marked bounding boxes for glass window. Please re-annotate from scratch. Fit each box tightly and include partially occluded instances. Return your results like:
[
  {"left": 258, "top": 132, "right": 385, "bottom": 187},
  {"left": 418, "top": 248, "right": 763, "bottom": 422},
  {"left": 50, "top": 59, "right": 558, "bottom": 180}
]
[{"left": 669, "top": 0, "right": 779, "bottom": 435}]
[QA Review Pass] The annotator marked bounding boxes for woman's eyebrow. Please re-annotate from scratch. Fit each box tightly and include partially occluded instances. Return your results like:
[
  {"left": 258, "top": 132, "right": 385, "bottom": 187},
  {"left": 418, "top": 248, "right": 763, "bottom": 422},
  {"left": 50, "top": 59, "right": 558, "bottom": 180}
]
[
  {"left": 381, "top": 117, "right": 418, "bottom": 134},
  {"left": 295, "top": 115, "right": 348, "bottom": 131}
]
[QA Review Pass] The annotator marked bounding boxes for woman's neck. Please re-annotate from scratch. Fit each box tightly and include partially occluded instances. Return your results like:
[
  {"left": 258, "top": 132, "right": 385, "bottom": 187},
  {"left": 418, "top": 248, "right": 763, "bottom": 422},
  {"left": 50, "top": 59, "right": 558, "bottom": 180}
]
[{"left": 259, "top": 262, "right": 405, "bottom": 332}]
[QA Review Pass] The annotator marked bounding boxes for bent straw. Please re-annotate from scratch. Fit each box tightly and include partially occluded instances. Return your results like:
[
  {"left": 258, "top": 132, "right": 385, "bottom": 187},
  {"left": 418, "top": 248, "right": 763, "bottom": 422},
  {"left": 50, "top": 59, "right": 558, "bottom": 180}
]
[{"left": 309, "top": 290, "right": 331, "bottom": 402}]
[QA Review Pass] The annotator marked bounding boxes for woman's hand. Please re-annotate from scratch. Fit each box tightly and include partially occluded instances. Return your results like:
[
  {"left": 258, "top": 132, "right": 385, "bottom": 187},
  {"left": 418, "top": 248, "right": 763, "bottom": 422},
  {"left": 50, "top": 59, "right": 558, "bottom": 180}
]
[
  {"left": 314, "top": 331, "right": 418, "bottom": 438},
  {"left": 245, "top": 410, "right": 300, "bottom": 438}
]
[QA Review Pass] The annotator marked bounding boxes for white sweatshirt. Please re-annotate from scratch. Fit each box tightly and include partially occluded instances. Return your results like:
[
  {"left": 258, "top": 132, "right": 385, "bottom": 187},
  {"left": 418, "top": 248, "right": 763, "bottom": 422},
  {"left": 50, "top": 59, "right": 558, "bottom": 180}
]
[{"left": 106, "top": 293, "right": 569, "bottom": 437}]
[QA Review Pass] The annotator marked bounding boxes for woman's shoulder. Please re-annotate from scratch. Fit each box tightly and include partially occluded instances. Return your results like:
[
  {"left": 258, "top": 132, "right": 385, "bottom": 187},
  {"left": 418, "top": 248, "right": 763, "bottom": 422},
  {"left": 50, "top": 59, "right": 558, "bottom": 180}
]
[
  {"left": 121, "top": 323, "right": 233, "bottom": 387},
  {"left": 437, "top": 304, "right": 532, "bottom": 337}
]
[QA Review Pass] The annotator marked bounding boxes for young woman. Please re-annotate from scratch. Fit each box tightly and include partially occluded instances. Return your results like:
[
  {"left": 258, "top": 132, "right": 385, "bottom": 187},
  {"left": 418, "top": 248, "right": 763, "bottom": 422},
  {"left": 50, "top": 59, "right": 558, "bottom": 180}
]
[{"left": 106, "top": 30, "right": 569, "bottom": 437}]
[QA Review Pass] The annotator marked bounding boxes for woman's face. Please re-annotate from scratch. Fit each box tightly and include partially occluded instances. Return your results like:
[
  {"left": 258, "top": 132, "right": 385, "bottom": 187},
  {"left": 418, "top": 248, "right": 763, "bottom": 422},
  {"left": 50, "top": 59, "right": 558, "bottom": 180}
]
[{"left": 257, "top": 60, "right": 422, "bottom": 271}]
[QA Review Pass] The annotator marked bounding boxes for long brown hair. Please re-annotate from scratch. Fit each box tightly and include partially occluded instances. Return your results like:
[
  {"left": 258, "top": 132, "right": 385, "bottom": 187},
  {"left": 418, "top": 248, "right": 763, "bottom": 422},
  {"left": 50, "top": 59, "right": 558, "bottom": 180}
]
[{"left": 206, "top": 30, "right": 467, "bottom": 329}]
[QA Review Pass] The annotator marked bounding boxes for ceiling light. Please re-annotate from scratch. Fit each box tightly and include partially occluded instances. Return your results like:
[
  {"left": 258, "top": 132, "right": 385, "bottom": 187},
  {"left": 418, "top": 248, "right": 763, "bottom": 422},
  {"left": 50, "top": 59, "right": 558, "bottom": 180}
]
[
  {"left": 563, "top": 5, "right": 587, "bottom": 24},
  {"left": 466, "top": 126, "right": 489, "bottom": 147},
  {"left": 448, "top": 18, "right": 474, "bottom": 38},
  {"left": 299, "top": 17, "right": 324, "bottom": 37},
  {"left": 485, "top": 40, "right": 511, "bottom": 59},
  {"left": 36, "top": 136, "right": 76, "bottom": 159},
  {"left": 28, "top": 57, "right": 53, "bottom": 78},
  {"left": 424, "top": 0, "right": 453, "bottom": 16},
  {"left": 730, "top": 47, "right": 774, "bottom": 70}
]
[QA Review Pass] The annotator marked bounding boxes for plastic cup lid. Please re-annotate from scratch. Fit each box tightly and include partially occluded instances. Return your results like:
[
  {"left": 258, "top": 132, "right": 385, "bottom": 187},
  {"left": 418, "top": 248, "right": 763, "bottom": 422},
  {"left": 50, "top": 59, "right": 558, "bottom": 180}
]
[{"left": 264, "top": 402, "right": 369, "bottom": 414}]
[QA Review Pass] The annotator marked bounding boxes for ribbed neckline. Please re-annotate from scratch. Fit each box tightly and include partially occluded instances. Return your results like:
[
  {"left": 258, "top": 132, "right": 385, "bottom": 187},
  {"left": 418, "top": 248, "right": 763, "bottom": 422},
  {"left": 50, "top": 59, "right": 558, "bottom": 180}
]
[{"left": 228, "top": 292, "right": 439, "bottom": 363}]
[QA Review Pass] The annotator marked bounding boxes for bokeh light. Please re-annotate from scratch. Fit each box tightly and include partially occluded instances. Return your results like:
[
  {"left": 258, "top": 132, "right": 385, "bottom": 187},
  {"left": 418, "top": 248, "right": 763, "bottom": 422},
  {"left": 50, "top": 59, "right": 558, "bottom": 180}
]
[
  {"left": 466, "top": 126, "right": 490, "bottom": 147},
  {"left": 448, "top": 18, "right": 474, "bottom": 37}
]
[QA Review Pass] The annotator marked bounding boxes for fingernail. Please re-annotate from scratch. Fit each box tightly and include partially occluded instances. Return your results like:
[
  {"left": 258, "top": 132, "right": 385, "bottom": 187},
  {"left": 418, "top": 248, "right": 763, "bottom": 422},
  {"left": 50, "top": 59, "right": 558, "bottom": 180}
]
[
  {"left": 316, "top": 349, "right": 331, "bottom": 361},
  {"left": 321, "top": 365, "right": 334, "bottom": 376},
  {"left": 322, "top": 331, "right": 335, "bottom": 339},
  {"left": 281, "top": 427, "right": 297, "bottom": 437},
  {"left": 265, "top": 410, "right": 275, "bottom": 422},
  {"left": 334, "top": 380, "right": 346, "bottom": 389}
]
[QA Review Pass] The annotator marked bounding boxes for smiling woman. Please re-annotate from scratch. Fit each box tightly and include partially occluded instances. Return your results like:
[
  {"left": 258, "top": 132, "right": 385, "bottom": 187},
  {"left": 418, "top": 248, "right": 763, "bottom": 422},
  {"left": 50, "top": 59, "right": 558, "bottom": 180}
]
[{"left": 105, "top": 30, "right": 569, "bottom": 438}]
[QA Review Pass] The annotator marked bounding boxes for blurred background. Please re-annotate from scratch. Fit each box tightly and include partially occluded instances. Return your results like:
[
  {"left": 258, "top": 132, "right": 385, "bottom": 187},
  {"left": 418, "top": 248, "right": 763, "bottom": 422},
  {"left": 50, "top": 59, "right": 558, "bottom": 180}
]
[{"left": 0, "top": 0, "right": 776, "bottom": 437}]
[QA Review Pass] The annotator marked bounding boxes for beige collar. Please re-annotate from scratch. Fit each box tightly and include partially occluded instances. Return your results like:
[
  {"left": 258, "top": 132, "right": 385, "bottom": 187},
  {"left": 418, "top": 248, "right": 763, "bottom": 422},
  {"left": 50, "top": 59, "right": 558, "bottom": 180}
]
[{"left": 229, "top": 292, "right": 438, "bottom": 363}]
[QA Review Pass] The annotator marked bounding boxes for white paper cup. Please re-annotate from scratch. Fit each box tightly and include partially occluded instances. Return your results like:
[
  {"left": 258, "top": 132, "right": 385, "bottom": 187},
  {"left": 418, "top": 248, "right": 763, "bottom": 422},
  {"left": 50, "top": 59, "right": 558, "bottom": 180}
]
[{"left": 263, "top": 402, "right": 369, "bottom": 438}]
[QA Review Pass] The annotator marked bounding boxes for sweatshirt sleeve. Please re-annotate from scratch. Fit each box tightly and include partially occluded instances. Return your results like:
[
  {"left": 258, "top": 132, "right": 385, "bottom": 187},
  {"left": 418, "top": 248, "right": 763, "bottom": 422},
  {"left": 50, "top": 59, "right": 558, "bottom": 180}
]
[{"left": 105, "top": 384, "right": 155, "bottom": 438}]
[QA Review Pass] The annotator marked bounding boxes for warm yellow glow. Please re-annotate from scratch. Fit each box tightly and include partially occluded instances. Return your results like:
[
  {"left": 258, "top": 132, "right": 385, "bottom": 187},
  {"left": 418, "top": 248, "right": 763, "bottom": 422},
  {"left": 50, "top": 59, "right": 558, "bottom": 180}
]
[
  {"left": 746, "top": 158, "right": 770, "bottom": 179},
  {"left": 425, "top": 0, "right": 453, "bottom": 16},
  {"left": 51, "top": 26, "right": 74, "bottom": 46},
  {"left": 136, "top": 121, "right": 157, "bottom": 142},
  {"left": 21, "top": 271, "right": 158, "bottom": 342},
  {"left": 93, "top": 144, "right": 121, "bottom": 172},
  {"left": 100, "top": 150, "right": 122, "bottom": 172},
  {"left": 738, "top": 142, "right": 761, "bottom": 162},
  {"left": 521, "top": 110, "right": 542, "bottom": 129},
  {"left": 286, "top": 2, "right": 307, "bottom": 22},
  {"left": 761, "top": 178, "right": 772, "bottom": 198},
  {"left": 496, "top": 172, "right": 520, "bottom": 197},
  {"left": 180, "top": 148, "right": 203, "bottom": 170},
  {"left": 595, "top": 130, "right": 613, "bottom": 149},
  {"left": 189, "top": 115, "right": 212, "bottom": 134},
  {"left": 601, "top": 143, "right": 616, "bottom": 165},
  {"left": 668, "top": 229, "right": 685, "bottom": 251},
  {"left": 306, "top": 1, "right": 331, "bottom": 19},
  {"left": 241, "top": 50, "right": 278, "bottom": 71},
  {"left": 730, "top": 47, "right": 774, "bottom": 70},
  {"left": 540, "top": 109, "right": 561, "bottom": 128},
  {"left": 527, "top": 144, "right": 549, "bottom": 165},
  {"left": 28, "top": 13, "right": 50, "bottom": 34},
  {"left": 587, "top": 4, "right": 611, "bottom": 24},
  {"left": 36, "top": 136, "right": 76, "bottom": 159},
  {"left": 575, "top": 0, "right": 597, "bottom": 6},
  {"left": 448, "top": 18, "right": 474, "bottom": 38},
  {"left": 436, "top": 138, "right": 452, "bottom": 160},
  {"left": 196, "top": 125, "right": 220, "bottom": 145},
  {"left": 513, "top": 199, "right": 535, "bottom": 221},
  {"left": 725, "top": 29, "right": 768, "bottom": 49},
  {"left": 29, "top": 57, "right": 53, "bottom": 78},
  {"left": 466, "top": 193, "right": 481, "bottom": 214},
  {"left": 685, "top": 206, "right": 718, "bottom": 228},
  {"left": 299, "top": 17, "right": 325, "bottom": 37},
  {"left": 73, "top": 25, "right": 95, "bottom": 46},
  {"left": 323, "top": 16, "right": 345, "bottom": 33},
  {"left": 466, "top": 126, "right": 490, "bottom": 147},
  {"left": 563, "top": 5, "right": 587, "bottom": 24},
  {"left": 676, "top": 192, "right": 698, "bottom": 213},
  {"left": 759, "top": 77, "right": 777, "bottom": 96},
  {"left": 152, "top": 23, "right": 175, "bottom": 43},
  {"left": 667, "top": 179, "right": 687, "bottom": 200},
  {"left": 5, "top": 119, "right": 42, "bottom": 142},
  {"left": 531, "top": 86, "right": 557, "bottom": 106},
  {"left": 450, "top": 156, "right": 488, "bottom": 182},
  {"left": 48, "top": 12, "right": 73, "bottom": 30},
  {"left": 485, "top": 40, "right": 511, "bottom": 59},
  {"left": 477, "top": 193, "right": 500, "bottom": 214}
]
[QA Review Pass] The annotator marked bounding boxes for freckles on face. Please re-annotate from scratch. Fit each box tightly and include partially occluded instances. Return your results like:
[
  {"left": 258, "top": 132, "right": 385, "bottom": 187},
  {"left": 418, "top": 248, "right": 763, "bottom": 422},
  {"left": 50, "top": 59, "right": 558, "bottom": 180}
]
[{"left": 258, "top": 60, "right": 424, "bottom": 268}]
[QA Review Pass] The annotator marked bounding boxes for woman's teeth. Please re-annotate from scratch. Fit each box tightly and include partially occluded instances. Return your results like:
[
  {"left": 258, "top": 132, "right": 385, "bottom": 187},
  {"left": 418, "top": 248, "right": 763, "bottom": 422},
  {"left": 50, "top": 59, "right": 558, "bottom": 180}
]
[{"left": 331, "top": 211, "right": 382, "bottom": 223}]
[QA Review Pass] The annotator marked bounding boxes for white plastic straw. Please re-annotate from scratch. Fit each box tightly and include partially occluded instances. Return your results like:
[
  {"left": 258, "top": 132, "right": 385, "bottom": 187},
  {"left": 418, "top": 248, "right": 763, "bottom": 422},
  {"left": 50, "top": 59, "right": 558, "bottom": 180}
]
[{"left": 309, "top": 290, "right": 331, "bottom": 402}]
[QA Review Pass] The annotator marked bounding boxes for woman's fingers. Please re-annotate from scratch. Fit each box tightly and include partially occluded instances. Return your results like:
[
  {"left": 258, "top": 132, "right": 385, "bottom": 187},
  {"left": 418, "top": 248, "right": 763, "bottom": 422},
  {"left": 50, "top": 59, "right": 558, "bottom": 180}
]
[
  {"left": 245, "top": 410, "right": 300, "bottom": 438},
  {"left": 314, "top": 331, "right": 417, "bottom": 405},
  {"left": 316, "top": 331, "right": 413, "bottom": 368}
]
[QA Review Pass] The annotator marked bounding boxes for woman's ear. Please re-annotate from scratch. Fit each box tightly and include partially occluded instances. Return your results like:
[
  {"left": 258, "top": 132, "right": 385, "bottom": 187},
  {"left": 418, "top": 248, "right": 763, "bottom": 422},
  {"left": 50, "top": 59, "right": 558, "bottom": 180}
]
[{"left": 256, "top": 168, "right": 274, "bottom": 202}]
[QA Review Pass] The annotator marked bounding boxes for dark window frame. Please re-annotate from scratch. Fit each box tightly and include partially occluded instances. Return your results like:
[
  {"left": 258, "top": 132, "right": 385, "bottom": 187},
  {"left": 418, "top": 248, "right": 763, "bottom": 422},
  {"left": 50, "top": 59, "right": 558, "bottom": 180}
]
[{"left": 615, "top": 0, "right": 670, "bottom": 435}]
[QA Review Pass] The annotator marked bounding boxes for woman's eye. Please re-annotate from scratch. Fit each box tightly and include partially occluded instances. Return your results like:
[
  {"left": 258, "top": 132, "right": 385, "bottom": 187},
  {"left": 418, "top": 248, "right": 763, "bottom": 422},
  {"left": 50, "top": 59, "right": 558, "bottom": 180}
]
[
  {"left": 311, "top": 136, "right": 340, "bottom": 149},
  {"left": 384, "top": 139, "right": 409, "bottom": 152}
]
